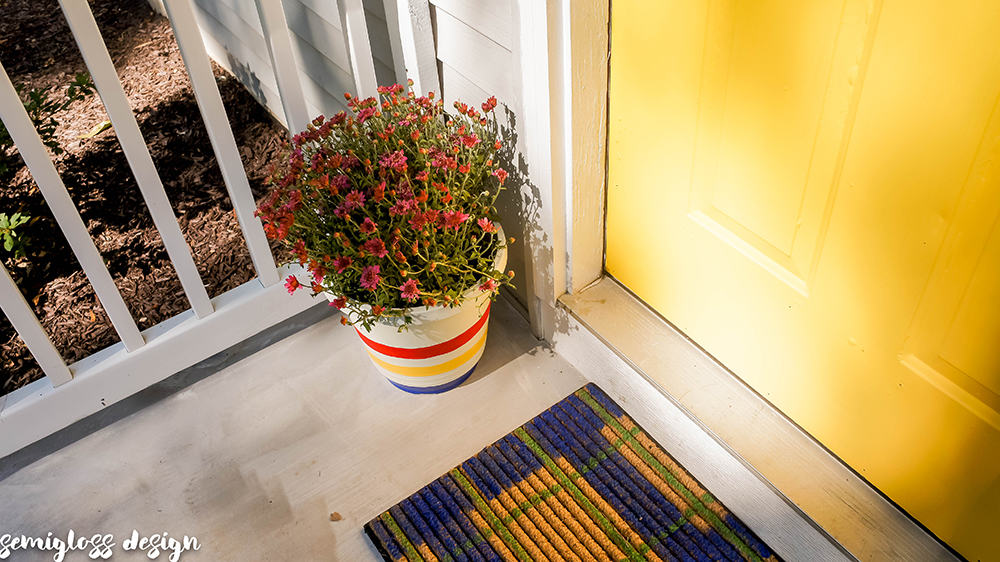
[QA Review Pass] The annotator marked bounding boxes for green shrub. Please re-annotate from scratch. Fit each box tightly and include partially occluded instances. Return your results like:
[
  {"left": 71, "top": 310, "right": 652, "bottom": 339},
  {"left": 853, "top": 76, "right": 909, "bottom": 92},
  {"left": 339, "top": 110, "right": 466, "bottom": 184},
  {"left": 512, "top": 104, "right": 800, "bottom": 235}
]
[
  {"left": 0, "top": 73, "right": 94, "bottom": 183},
  {"left": 0, "top": 212, "right": 31, "bottom": 259}
]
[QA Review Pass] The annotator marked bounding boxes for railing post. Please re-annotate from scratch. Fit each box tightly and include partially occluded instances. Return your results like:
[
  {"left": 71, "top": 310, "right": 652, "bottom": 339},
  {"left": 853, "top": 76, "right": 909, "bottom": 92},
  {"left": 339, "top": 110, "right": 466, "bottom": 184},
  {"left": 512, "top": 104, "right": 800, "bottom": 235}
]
[
  {"left": 381, "top": 0, "right": 408, "bottom": 85},
  {"left": 393, "top": 0, "right": 441, "bottom": 96},
  {"left": 57, "top": 0, "right": 214, "bottom": 319},
  {"left": 0, "top": 62, "right": 145, "bottom": 351},
  {"left": 253, "top": 0, "right": 310, "bottom": 135},
  {"left": 337, "top": 0, "right": 379, "bottom": 100},
  {"left": 162, "top": 0, "right": 280, "bottom": 287},
  {"left": 0, "top": 263, "right": 72, "bottom": 386}
]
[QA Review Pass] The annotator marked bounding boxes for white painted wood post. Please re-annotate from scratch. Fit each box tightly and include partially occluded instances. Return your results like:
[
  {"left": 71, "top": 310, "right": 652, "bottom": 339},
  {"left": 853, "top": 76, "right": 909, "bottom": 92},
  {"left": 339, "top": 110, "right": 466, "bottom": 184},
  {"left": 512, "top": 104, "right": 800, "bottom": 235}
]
[
  {"left": 394, "top": 0, "right": 441, "bottom": 96},
  {"left": 0, "top": 263, "right": 72, "bottom": 386},
  {"left": 566, "top": 0, "right": 608, "bottom": 293},
  {"left": 337, "top": 0, "right": 379, "bottom": 99},
  {"left": 57, "top": 0, "right": 214, "bottom": 319},
  {"left": 253, "top": 0, "right": 311, "bottom": 134},
  {"left": 0, "top": 62, "right": 145, "bottom": 351},
  {"left": 380, "top": 0, "right": 408, "bottom": 85},
  {"left": 162, "top": 0, "right": 280, "bottom": 287},
  {"left": 512, "top": 0, "right": 564, "bottom": 340}
]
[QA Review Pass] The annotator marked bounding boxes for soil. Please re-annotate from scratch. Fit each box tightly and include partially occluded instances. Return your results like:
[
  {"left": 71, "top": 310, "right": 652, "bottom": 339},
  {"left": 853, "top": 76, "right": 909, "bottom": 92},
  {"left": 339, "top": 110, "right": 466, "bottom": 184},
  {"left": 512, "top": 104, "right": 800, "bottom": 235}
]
[{"left": 1, "top": 0, "right": 292, "bottom": 393}]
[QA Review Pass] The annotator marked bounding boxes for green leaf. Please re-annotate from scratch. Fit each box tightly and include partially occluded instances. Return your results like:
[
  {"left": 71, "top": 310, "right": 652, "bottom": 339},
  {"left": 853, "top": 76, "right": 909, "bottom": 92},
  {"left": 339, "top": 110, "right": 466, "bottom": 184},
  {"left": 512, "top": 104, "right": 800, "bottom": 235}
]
[{"left": 79, "top": 120, "right": 112, "bottom": 139}]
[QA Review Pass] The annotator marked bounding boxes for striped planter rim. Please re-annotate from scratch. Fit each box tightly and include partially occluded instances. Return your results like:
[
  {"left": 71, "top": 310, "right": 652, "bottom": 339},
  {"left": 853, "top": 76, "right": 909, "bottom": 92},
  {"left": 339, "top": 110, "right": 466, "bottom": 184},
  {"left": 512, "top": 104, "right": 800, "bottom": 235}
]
[{"left": 365, "top": 383, "right": 780, "bottom": 562}]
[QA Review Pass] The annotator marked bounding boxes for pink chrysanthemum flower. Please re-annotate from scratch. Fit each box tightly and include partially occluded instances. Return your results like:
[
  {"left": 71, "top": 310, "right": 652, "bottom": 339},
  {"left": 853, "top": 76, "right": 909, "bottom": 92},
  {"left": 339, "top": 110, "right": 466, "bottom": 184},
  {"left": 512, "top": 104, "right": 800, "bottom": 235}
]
[
  {"left": 479, "top": 278, "right": 498, "bottom": 292},
  {"left": 293, "top": 239, "right": 308, "bottom": 264},
  {"left": 361, "top": 238, "right": 388, "bottom": 258},
  {"left": 493, "top": 168, "right": 508, "bottom": 184},
  {"left": 330, "top": 174, "right": 350, "bottom": 192},
  {"left": 359, "top": 217, "right": 378, "bottom": 234},
  {"left": 343, "top": 190, "right": 366, "bottom": 211},
  {"left": 357, "top": 107, "right": 377, "bottom": 123},
  {"left": 408, "top": 213, "right": 429, "bottom": 231},
  {"left": 332, "top": 255, "right": 352, "bottom": 273},
  {"left": 441, "top": 210, "right": 469, "bottom": 231},
  {"left": 398, "top": 278, "right": 420, "bottom": 302},
  {"left": 360, "top": 265, "right": 381, "bottom": 291},
  {"left": 379, "top": 150, "right": 408, "bottom": 172},
  {"left": 389, "top": 198, "right": 417, "bottom": 217},
  {"left": 309, "top": 260, "right": 326, "bottom": 283},
  {"left": 285, "top": 275, "right": 302, "bottom": 294},
  {"left": 477, "top": 218, "right": 496, "bottom": 233}
]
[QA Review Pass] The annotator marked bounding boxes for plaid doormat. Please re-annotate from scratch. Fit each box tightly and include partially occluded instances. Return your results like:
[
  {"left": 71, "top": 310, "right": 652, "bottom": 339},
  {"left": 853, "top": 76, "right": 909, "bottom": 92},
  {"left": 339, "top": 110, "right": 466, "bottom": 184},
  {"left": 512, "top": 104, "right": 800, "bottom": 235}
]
[{"left": 364, "top": 383, "right": 779, "bottom": 561}]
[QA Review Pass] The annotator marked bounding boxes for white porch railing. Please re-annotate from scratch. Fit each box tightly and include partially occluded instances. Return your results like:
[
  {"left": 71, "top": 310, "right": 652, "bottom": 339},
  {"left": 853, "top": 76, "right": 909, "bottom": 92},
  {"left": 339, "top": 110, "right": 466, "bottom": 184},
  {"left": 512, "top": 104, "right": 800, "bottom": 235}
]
[
  {"left": 1, "top": 0, "right": 560, "bottom": 458},
  {"left": 0, "top": 0, "right": 402, "bottom": 457}
]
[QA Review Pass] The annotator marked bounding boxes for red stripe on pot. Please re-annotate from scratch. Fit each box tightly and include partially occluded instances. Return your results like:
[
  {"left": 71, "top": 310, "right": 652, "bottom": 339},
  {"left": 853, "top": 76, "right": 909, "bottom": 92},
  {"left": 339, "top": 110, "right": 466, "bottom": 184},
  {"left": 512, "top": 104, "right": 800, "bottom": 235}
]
[{"left": 355, "top": 303, "right": 492, "bottom": 359}]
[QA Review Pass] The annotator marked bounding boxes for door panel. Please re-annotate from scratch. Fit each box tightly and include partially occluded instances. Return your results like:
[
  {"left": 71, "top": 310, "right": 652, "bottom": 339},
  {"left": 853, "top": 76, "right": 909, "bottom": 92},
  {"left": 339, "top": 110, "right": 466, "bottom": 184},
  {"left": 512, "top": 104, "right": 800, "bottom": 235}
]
[
  {"left": 689, "top": 0, "right": 876, "bottom": 297},
  {"left": 606, "top": 1, "right": 1000, "bottom": 558},
  {"left": 901, "top": 123, "right": 1000, "bottom": 425}
]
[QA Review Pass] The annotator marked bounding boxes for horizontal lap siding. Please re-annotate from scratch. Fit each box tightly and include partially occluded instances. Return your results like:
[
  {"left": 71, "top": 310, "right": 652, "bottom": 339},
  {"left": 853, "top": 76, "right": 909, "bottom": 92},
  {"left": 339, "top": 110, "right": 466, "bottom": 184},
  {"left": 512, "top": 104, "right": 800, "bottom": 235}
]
[
  {"left": 431, "top": 0, "right": 511, "bottom": 50},
  {"left": 431, "top": 0, "right": 526, "bottom": 307},
  {"left": 148, "top": 0, "right": 396, "bottom": 127},
  {"left": 434, "top": 7, "right": 513, "bottom": 102}
]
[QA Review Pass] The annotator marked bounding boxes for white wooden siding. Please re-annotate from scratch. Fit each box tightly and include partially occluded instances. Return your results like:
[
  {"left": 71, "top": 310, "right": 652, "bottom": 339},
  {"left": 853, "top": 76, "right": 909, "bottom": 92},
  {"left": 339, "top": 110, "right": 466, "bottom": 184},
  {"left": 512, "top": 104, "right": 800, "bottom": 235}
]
[
  {"left": 431, "top": 0, "right": 512, "bottom": 50},
  {"left": 434, "top": 7, "right": 513, "bottom": 102},
  {"left": 429, "top": 0, "right": 527, "bottom": 307},
  {"left": 151, "top": 0, "right": 396, "bottom": 127}
]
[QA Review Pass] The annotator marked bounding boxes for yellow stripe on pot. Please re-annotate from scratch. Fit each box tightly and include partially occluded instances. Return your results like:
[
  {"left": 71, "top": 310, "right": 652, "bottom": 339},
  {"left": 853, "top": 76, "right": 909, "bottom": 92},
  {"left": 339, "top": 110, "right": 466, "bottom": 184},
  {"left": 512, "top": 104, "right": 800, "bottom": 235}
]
[{"left": 367, "top": 328, "right": 489, "bottom": 377}]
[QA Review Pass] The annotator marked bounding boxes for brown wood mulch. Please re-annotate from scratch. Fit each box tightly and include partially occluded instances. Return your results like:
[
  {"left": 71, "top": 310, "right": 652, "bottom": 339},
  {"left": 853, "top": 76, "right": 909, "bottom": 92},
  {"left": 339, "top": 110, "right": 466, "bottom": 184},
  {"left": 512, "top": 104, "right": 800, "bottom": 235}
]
[{"left": 1, "top": 0, "right": 293, "bottom": 393}]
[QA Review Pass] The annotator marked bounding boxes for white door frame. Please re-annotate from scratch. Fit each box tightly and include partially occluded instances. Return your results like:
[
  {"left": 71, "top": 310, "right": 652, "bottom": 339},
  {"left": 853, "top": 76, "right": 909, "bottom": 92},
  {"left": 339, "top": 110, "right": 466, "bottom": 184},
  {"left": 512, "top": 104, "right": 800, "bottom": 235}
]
[{"left": 520, "top": 0, "right": 610, "bottom": 340}]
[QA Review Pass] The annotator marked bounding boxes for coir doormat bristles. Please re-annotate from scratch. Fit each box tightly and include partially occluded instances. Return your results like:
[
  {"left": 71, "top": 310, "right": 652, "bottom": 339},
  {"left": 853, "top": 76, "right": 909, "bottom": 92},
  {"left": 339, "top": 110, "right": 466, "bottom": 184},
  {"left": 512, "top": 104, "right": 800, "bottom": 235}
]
[{"left": 364, "top": 383, "right": 779, "bottom": 562}]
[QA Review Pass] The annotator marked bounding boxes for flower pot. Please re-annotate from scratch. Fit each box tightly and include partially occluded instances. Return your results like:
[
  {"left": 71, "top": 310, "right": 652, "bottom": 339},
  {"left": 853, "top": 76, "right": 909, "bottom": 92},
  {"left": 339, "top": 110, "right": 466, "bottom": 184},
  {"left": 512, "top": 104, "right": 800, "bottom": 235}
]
[{"left": 329, "top": 224, "right": 507, "bottom": 394}]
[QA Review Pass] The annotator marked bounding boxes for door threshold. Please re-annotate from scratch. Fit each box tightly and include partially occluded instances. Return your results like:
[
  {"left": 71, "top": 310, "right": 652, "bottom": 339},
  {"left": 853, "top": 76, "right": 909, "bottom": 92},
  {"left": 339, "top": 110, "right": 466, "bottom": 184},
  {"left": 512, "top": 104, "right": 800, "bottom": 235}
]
[{"left": 554, "top": 276, "right": 957, "bottom": 561}]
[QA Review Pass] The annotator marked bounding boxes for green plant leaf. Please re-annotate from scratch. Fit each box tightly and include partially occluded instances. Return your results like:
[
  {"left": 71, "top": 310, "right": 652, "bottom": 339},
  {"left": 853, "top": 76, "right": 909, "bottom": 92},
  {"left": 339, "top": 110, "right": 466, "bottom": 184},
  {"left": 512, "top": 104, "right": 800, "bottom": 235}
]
[{"left": 79, "top": 120, "right": 112, "bottom": 139}]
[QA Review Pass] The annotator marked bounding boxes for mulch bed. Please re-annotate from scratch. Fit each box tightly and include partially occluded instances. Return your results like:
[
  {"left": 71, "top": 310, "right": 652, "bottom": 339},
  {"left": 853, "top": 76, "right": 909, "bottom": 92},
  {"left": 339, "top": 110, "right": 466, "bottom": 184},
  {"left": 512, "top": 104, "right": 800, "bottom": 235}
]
[{"left": 1, "top": 0, "right": 293, "bottom": 393}]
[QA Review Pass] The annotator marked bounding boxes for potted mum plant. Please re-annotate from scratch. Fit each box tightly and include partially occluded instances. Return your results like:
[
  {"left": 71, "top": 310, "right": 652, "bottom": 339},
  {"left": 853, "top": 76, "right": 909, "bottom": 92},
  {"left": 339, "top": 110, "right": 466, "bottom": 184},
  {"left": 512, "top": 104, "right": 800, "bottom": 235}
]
[{"left": 256, "top": 83, "right": 514, "bottom": 393}]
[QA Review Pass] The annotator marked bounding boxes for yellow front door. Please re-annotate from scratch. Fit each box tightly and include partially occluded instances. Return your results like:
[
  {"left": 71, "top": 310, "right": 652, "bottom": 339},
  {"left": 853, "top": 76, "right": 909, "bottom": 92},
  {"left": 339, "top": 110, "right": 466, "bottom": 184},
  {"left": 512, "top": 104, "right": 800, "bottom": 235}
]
[{"left": 606, "top": 1, "right": 1000, "bottom": 558}]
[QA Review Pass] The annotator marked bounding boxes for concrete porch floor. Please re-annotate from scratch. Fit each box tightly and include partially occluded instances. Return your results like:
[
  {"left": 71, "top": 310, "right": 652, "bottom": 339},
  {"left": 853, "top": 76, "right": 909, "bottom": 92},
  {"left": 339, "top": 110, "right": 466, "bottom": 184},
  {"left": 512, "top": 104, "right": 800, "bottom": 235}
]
[{"left": 0, "top": 298, "right": 843, "bottom": 561}]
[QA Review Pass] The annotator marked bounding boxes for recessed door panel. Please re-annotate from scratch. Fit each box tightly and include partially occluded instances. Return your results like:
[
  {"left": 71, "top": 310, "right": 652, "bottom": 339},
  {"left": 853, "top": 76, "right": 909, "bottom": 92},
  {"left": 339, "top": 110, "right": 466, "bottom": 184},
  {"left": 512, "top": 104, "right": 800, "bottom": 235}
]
[
  {"left": 901, "top": 107, "right": 1000, "bottom": 426},
  {"left": 689, "top": 0, "right": 874, "bottom": 296}
]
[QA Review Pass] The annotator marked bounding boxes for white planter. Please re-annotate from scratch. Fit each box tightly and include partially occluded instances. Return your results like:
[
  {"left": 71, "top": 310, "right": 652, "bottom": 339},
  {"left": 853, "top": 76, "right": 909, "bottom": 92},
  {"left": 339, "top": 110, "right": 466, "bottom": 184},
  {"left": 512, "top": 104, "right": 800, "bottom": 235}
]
[{"left": 328, "top": 224, "right": 507, "bottom": 394}]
